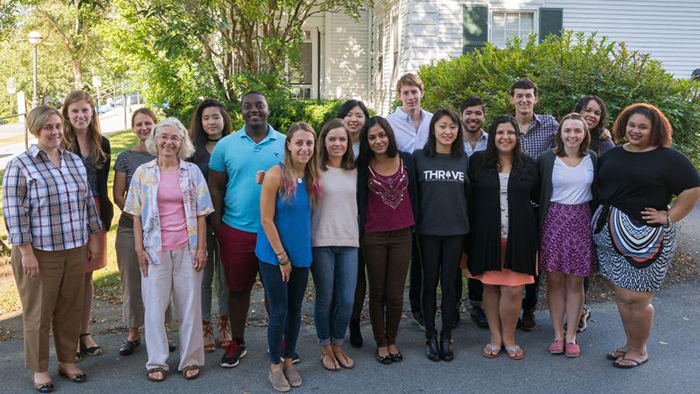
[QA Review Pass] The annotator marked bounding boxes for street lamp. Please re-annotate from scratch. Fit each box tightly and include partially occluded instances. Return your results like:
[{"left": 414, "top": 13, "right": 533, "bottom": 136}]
[
  {"left": 27, "top": 31, "right": 43, "bottom": 109},
  {"left": 6, "top": 77, "right": 16, "bottom": 118}
]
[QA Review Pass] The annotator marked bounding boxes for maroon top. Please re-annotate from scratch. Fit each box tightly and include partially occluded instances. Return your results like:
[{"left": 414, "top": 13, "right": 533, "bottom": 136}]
[{"left": 364, "top": 161, "right": 415, "bottom": 232}]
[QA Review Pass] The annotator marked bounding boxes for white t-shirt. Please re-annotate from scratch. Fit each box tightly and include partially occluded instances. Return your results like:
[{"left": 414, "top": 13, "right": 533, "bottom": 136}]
[{"left": 551, "top": 155, "right": 594, "bottom": 204}]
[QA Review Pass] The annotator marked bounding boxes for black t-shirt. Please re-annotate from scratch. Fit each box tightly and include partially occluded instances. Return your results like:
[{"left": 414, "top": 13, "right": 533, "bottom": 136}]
[
  {"left": 414, "top": 150, "right": 470, "bottom": 236},
  {"left": 598, "top": 146, "right": 700, "bottom": 224}
]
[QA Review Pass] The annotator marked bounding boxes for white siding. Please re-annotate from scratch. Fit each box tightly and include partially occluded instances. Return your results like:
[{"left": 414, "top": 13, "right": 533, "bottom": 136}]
[
  {"left": 545, "top": 0, "right": 700, "bottom": 78},
  {"left": 321, "top": 10, "right": 372, "bottom": 101}
]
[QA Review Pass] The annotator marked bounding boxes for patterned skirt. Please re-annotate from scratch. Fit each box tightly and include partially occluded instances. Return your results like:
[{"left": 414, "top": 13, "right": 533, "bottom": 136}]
[
  {"left": 540, "top": 202, "right": 597, "bottom": 276},
  {"left": 592, "top": 206, "right": 678, "bottom": 292}
]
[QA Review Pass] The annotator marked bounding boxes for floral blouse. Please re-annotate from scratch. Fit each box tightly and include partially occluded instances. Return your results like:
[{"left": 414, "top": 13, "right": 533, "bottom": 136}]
[{"left": 124, "top": 159, "right": 214, "bottom": 264}]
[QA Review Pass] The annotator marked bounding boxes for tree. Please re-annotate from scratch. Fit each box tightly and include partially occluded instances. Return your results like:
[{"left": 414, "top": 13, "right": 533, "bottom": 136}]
[{"left": 106, "top": 0, "right": 366, "bottom": 108}]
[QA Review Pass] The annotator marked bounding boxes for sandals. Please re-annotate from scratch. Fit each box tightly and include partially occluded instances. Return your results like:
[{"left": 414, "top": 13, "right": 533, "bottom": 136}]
[
  {"left": 607, "top": 348, "right": 627, "bottom": 360},
  {"left": 146, "top": 367, "right": 166, "bottom": 382},
  {"left": 217, "top": 315, "right": 232, "bottom": 349},
  {"left": 202, "top": 321, "right": 216, "bottom": 352},
  {"left": 482, "top": 344, "right": 501, "bottom": 358},
  {"left": 613, "top": 356, "right": 648, "bottom": 369},
  {"left": 505, "top": 345, "right": 525, "bottom": 360},
  {"left": 321, "top": 347, "right": 340, "bottom": 371},
  {"left": 332, "top": 346, "right": 355, "bottom": 369},
  {"left": 181, "top": 365, "right": 200, "bottom": 380},
  {"left": 79, "top": 333, "right": 103, "bottom": 356}
]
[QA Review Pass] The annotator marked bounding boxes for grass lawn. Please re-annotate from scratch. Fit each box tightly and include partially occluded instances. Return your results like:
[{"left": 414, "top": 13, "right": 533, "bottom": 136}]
[{"left": 0, "top": 131, "right": 138, "bottom": 315}]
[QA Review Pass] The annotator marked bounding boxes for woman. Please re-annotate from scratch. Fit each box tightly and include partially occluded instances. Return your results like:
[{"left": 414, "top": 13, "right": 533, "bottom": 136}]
[
  {"left": 467, "top": 115, "right": 538, "bottom": 361},
  {"left": 61, "top": 91, "right": 113, "bottom": 360},
  {"left": 124, "top": 117, "right": 214, "bottom": 381},
  {"left": 356, "top": 116, "right": 418, "bottom": 364},
  {"left": 311, "top": 119, "right": 359, "bottom": 371},
  {"left": 3, "top": 106, "right": 102, "bottom": 391},
  {"left": 593, "top": 103, "right": 700, "bottom": 368},
  {"left": 188, "top": 99, "right": 232, "bottom": 352},
  {"left": 338, "top": 100, "right": 369, "bottom": 160},
  {"left": 414, "top": 109, "right": 470, "bottom": 362},
  {"left": 538, "top": 113, "right": 598, "bottom": 358},
  {"left": 256, "top": 123, "right": 321, "bottom": 392},
  {"left": 338, "top": 100, "right": 369, "bottom": 348},
  {"left": 574, "top": 96, "right": 614, "bottom": 157}
]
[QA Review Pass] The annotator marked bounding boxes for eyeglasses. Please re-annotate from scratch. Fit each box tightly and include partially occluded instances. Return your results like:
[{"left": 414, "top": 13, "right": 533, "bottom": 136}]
[{"left": 157, "top": 135, "right": 182, "bottom": 142}]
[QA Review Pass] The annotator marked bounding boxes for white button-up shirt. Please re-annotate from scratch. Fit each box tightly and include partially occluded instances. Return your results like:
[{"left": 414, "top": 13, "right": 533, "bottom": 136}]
[{"left": 386, "top": 107, "right": 433, "bottom": 153}]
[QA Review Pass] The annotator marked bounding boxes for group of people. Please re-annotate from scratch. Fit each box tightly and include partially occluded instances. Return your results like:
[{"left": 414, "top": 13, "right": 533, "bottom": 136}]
[{"left": 4, "top": 73, "right": 699, "bottom": 393}]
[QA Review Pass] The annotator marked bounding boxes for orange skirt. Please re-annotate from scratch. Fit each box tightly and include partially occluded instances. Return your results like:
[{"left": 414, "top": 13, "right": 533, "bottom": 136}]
[
  {"left": 466, "top": 239, "right": 535, "bottom": 287},
  {"left": 85, "top": 196, "right": 108, "bottom": 273}
]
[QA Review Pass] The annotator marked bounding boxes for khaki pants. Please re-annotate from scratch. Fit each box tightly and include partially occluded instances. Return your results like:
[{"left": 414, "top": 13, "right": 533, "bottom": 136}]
[{"left": 11, "top": 245, "right": 86, "bottom": 372}]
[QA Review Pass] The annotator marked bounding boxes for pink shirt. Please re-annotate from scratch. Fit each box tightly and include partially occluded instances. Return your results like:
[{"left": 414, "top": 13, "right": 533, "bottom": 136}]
[{"left": 157, "top": 172, "right": 189, "bottom": 251}]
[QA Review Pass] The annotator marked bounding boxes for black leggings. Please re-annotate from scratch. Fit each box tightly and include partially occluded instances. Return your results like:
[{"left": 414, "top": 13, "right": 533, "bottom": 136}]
[{"left": 420, "top": 235, "right": 464, "bottom": 337}]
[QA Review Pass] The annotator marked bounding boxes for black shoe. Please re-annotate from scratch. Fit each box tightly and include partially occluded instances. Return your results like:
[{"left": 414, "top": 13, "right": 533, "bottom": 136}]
[
  {"left": 426, "top": 336, "right": 440, "bottom": 362},
  {"left": 375, "top": 348, "right": 392, "bottom": 365},
  {"left": 389, "top": 350, "right": 403, "bottom": 363},
  {"left": 412, "top": 311, "right": 425, "bottom": 331},
  {"left": 221, "top": 340, "right": 247, "bottom": 368},
  {"left": 520, "top": 310, "right": 536, "bottom": 331},
  {"left": 79, "top": 333, "right": 103, "bottom": 356},
  {"left": 349, "top": 319, "right": 363, "bottom": 348},
  {"left": 450, "top": 309, "right": 461, "bottom": 330},
  {"left": 168, "top": 340, "right": 177, "bottom": 353},
  {"left": 119, "top": 338, "right": 141, "bottom": 356},
  {"left": 439, "top": 333, "right": 454, "bottom": 362},
  {"left": 470, "top": 306, "right": 488, "bottom": 329}
]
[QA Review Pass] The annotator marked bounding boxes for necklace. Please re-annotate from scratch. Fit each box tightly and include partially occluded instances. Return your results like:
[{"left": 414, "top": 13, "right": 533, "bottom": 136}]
[{"left": 207, "top": 136, "right": 222, "bottom": 142}]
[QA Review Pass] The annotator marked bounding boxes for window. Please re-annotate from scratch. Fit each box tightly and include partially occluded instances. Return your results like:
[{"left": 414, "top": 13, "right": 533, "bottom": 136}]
[
  {"left": 289, "top": 30, "right": 316, "bottom": 99},
  {"left": 491, "top": 11, "right": 534, "bottom": 48}
]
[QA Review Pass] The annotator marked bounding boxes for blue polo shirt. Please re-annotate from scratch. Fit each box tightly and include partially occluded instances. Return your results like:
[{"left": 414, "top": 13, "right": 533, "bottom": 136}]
[{"left": 209, "top": 125, "right": 286, "bottom": 233}]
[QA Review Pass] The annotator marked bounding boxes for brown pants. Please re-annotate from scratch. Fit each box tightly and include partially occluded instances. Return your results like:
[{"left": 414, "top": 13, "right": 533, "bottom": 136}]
[
  {"left": 361, "top": 228, "right": 412, "bottom": 347},
  {"left": 11, "top": 245, "right": 86, "bottom": 372}
]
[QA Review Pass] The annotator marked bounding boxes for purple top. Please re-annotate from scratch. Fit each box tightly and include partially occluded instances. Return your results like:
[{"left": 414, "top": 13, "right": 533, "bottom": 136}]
[{"left": 364, "top": 162, "right": 415, "bottom": 232}]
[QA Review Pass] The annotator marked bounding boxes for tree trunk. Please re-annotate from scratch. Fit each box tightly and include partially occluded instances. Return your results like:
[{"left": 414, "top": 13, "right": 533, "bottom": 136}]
[{"left": 72, "top": 58, "right": 84, "bottom": 90}]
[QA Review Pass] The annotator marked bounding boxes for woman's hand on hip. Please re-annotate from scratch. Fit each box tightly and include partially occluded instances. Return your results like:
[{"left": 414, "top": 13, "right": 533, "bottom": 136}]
[
  {"left": 641, "top": 207, "right": 667, "bottom": 226},
  {"left": 194, "top": 248, "right": 207, "bottom": 272}
]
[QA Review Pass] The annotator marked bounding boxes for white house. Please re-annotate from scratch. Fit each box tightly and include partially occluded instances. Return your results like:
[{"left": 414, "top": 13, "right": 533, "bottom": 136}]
[{"left": 301, "top": 1, "right": 700, "bottom": 114}]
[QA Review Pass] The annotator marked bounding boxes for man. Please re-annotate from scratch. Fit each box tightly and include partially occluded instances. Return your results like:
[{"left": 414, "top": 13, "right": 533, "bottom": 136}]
[
  {"left": 209, "top": 91, "right": 286, "bottom": 368},
  {"left": 460, "top": 96, "right": 489, "bottom": 329},
  {"left": 386, "top": 73, "right": 433, "bottom": 328},
  {"left": 509, "top": 78, "right": 558, "bottom": 331}
]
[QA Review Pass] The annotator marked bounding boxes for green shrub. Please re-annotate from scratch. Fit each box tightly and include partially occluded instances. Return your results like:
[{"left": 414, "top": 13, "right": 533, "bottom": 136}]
[{"left": 418, "top": 31, "right": 700, "bottom": 166}]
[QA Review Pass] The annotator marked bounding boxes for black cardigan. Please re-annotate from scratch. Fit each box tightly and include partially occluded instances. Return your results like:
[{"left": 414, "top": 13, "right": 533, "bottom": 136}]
[
  {"left": 69, "top": 136, "right": 114, "bottom": 230},
  {"left": 537, "top": 149, "right": 599, "bottom": 237},
  {"left": 357, "top": 151, "right": 418, "bottom": 235},
  {"left": 467, "top": 152, "right": 539, "bottom": 276}
]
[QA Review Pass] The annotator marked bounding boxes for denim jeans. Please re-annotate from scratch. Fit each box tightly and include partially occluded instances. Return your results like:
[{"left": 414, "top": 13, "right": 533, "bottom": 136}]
[
  {"left": 311, "top": 246, "right": 358, "bottom": 345},
  {"left": 259, "top": 261, "right": 309, "bottom": 364}
]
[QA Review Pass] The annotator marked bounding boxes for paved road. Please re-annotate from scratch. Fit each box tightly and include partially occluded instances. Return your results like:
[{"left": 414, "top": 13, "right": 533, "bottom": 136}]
[{"left": 0, "top": 277, "right": 699, "bottom": 394}]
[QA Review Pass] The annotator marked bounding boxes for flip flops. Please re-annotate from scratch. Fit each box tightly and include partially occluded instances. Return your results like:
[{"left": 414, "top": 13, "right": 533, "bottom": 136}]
[
  {"left": 505, "top": 345, "right": 525, "bottom": 360},
  {"left": 613, "top": 356, "right": 648, "bottom": 369},
  {"left": 482, "top": 344, "right": 501, "bottom": 358}
]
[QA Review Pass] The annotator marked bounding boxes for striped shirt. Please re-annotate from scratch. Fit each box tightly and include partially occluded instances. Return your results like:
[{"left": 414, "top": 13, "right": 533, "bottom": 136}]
[
  {"left": 2, "top": 145, "right": 102, "bottom": 251},
  {"left": 520, "top": 114, "right": 558, "bottom": 158},
  {"left": 114, "top": 149, "right": 155, "bottom": 229}
]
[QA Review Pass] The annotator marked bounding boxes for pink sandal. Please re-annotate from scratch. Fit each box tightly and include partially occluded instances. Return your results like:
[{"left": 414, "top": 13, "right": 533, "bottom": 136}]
[
  {"left": 549, "top": 340, "right": 564, "bottom": 355},
  {"left": 565, "top": 342, "right": 581, "bottom": 358}
]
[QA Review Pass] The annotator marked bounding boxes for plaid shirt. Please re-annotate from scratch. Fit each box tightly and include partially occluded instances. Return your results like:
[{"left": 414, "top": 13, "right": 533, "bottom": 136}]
[
  {"left": 519, "top": 114, "right": 558, "bottom": 158},
  {"left": 2, "top": 145, "right": 102, "bottom": 251}
]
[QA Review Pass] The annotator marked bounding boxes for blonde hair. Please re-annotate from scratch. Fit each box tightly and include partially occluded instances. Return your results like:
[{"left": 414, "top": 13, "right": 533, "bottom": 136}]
[
  {"left": 281, "top": 122, "right": 322, "bottom": 206},
  {"left": 27, "top": 105, "right": 63, "bottom": 138},
  {"left": 146, "top": 117, "right": 196, "bottom": 160},
  {"left": 61, "top": 91, "right": 107, "bottom": 169}
]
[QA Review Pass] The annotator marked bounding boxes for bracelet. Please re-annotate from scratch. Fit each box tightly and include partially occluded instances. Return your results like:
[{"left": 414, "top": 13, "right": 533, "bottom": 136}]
[{"left": 666, "top": 211, "right": 672, "bottom": 227}]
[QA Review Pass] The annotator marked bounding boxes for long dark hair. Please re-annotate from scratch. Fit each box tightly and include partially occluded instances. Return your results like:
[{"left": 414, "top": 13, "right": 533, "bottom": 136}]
[
  {"left": 318, "top": 118, "right": 356, "bottom": 171},
  {"left": 189, "top": 99, "right": 232, "bottom": 164},
  {"left": 356, "top": 116, "right": 399, "bottom": 166},
  {"left": 574, "top": 96, "right": 608, "bottom": 154},
  {"left": 423, "top": 108, "right": 465, "bottom": 158},
  {"left": 338, "top": 100, "right": 369, "bottom": 120},
  {"left": 483, "top": 115, "right": 525, "bottom": 171}
]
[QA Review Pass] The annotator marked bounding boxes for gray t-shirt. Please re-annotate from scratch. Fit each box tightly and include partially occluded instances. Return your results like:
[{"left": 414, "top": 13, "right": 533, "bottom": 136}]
[
  {"left": 114, "top": 149, "right": 156, "bottom": 229},
  {"left": 414, "top": 150, "right": 470, "bottom": 236}
]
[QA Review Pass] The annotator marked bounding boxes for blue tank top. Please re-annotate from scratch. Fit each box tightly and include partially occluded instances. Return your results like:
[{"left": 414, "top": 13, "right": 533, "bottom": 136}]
[{"left": 255, "top": 172, "right": 312, "bottom": 268}]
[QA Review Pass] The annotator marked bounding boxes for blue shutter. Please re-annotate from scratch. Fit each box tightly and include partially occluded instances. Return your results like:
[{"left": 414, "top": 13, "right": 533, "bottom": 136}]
[
  {"left": 463, "top": 5, "right": 488, "bottom": 54},
  {"left": 539, "top": 8, "right": 563, "bottom": 43}
]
